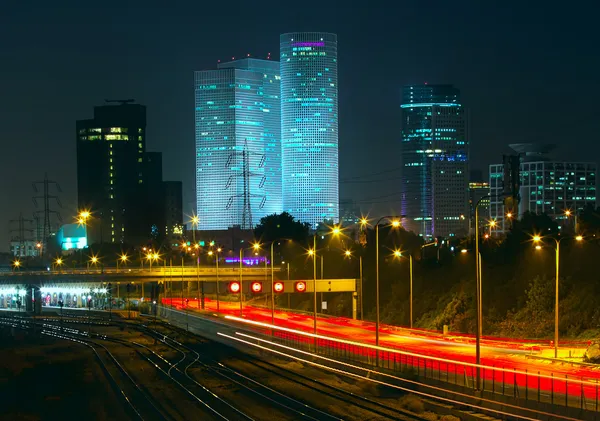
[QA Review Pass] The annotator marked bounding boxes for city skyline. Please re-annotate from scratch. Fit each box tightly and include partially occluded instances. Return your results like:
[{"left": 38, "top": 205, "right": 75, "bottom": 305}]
[{"left": 1, "top": 3, "right": 599, "bottom": 249}]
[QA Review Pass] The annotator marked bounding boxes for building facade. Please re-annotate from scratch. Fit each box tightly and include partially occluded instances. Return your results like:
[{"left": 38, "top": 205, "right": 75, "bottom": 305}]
[
  {"left": 489, "top": 144, "right": 597, "bottom": 233},
  {"left": 195, "top": 58, "right": 281, "bottom": 231},
  {"left": 469, "top": 181, "right": 490, "bottom": 233},
  {"left": 280, "top": 32, "right": 339, "bottom": 228},
  {"left": 164, "top": 181, "right": 183, "bottom": 239},
  {"left": 76, "top": 101, "right": 147, "bottom": 245},
  {"left": 400, "top": 84, "right": 469, "bottom": 238}
]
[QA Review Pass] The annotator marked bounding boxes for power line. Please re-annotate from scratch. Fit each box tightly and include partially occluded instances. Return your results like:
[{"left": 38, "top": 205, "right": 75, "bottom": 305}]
[
  {"left": 353, "top": 192, "right": 402, "bottom": 203},
  {"left": 340, "top": 166, "right": 402, "bottom": 182},
  {"left": 342, "top": 176, "right": 403, "bottom": 184}
]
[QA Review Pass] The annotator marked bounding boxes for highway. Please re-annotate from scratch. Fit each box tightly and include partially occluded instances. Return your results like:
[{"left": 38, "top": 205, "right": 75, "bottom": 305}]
[{"left": 163, "top": 297, "right": 600, "bottom": 406}]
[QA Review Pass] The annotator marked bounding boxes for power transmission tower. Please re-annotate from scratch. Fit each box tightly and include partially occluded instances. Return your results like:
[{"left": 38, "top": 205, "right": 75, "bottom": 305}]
[
  {"left": 9, "top": 213, "right": 34, "bottom": 257},
  {"left": 32, "top": 173, "right": 63, "bottom": 254},
  {"left": 225, "top": 139, "right": 266, "bottom": 230}
]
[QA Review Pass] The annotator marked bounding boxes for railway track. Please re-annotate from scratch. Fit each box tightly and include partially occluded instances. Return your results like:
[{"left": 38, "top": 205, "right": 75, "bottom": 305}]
[{"left": 146, "top": 320, "right": 424, "bottom": 421}]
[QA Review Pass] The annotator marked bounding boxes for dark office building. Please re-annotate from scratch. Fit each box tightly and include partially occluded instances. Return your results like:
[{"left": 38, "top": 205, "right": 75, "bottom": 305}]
[
  {"left": 76, "top": 101, "right": 147, "bottom": 245},
  {"left": 163, "top": 181, "right": 183, "bottom": 239},
  {"left": 400, "top": 84, "right": 469, "bottom": 239},
  {"left": 144, "top": 152, "right": 165, "bottom": 238}
]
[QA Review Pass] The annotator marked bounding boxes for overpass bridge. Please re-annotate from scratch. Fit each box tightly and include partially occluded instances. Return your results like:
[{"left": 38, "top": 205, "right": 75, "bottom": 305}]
[{"left": 0, "top": 266, "right": 275, "bottom": 284}]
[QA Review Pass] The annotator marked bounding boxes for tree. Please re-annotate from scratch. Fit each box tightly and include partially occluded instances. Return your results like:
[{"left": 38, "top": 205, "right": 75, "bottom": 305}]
[
  {"left": 254, "top": 212, "right": 310, "bottom": 244},
  {"left": 579, "top": 204, "right": 600, "bottom": 235}
]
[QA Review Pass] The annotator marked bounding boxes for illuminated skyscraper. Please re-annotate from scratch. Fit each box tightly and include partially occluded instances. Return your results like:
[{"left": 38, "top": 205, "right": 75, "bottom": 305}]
[
  {"left": 280, "top": 32, "right": 339, "bottom": 227},
  {"left": 400, "top": 84, "right": 469, "bottom": 238},
  {"left": 195, "top": 58, "right": 281, "bottom": 230}
]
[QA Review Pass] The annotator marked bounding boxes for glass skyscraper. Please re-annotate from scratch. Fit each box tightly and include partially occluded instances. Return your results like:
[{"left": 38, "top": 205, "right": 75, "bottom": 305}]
[
  {"left": 195, "top": 58, "right": 281, "bottom": 230},
  {"left": 400, "top": 84, "right": 469, "bottom": 238},
  {"left": 280, "top": 32, "right": 339, "bottom": 228}
]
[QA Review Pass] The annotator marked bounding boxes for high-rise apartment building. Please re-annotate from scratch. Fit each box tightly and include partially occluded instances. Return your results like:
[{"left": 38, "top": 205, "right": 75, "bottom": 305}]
[
  {"left": 280, "top": 32, "right": 339, "bottom": 228},
  {"left": 76, "top": 101, "right": 147, "bottom": 245},
  {"left": 195, "top": 58, "right": 281, "bottom": 230},
  {"left": 489, "top": 144, "right": 597, "bottom": 233},
  {"left": 400, "top": 84, "right": 469, "bottom": 238}
]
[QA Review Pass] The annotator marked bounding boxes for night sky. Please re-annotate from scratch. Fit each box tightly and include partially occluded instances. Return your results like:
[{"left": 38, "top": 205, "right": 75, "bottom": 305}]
[{"left": 1, "top": 1, "right": 599, "bottom": 250}]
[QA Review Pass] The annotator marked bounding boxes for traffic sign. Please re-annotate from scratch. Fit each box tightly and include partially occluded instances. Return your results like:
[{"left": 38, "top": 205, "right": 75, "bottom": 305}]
[
  {"left": 294, "top": 281, "right": 307, "bottom": 293},
  {"left": 251, "top": 282, "right": 262, "bottom": 293},
  {"left": 273, "top": 281, "right": 284, "bottom": 293},
  {"left": 229, "top": 281, "right": 241, "bottom": 293}
]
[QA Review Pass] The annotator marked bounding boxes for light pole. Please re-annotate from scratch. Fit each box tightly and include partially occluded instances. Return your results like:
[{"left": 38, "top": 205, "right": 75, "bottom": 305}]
[
  {"left": 473, "top": 195, "right": 490, "bottom": 391},
  {"left": 533, "top": 232, "right": 583, "bottom": 358},
  {"left": 308, "top": 237, "right": 317, "bottom": 335},
  {"left": 307, "top": 225, "right": 342, "bottom": 335},
  {"left": 208, "top": 249, "right": 221, "bottom": 311},
  {"left": 258, "top": 238, "right": 293, "bottom": 327},
  {"left": 344, "top": 249, "right": 364, "bottom": 320},
  {"left": 194, "top": 244, "right": 202, "bottom": 308},
  {"left": 146, "top": 252, "right": 154, "bottom": 272},
  {"left": 374, "top": 217, "right": 401, "bottom": 354},
  {"left": 237, "top": 243, "right": 261, "bottom": 317},
  {"left": 117, "top": 254, "right": 128, "bottom": 273},
  {"left": 89, "top": 255, "right": 100, "bottom": 272},
  {"left": 53, "top": 258, "right": 63, "bottom": 273}
]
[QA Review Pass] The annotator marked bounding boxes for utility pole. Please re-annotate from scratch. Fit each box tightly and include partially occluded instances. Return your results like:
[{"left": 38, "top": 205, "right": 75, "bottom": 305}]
[
  {"left": 9, "top": 213, "right": 34, "bottom": 257},
  {"left": 225, "top": 139, "right": 266, "bottom": 229},
  {"left": 32, "top": 173, "right": 62, "bottom": 257}
]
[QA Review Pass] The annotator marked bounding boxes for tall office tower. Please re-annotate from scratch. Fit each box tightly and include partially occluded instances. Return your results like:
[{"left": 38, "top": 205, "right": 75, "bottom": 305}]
[
  {"left": 400, "top": 84, "right": 469, "bottom": 238},
  {"left": 280, "top": 32, "right": 339, "bottom": 228},
  {"left": 163, "top": 181, "right": 183, "bottom": 239},
  {"left": 76, "top": 100, "right": 147, "bottom": 245},
  {"left": 195, "top": 58, "right": 281, "bottom": 230},
  {"left": 489, "top": 144, "right": 597, "bottom": 234}
]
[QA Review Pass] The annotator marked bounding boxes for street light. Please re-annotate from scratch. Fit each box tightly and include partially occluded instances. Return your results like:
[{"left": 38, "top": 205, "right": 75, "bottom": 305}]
[
  {"left": 207, "top": 249, "right": 220, "bottom": 311},
  {"left": 12, "top": 260, "right": 21, "bottom": 272},
  {"left": 533, "top": 233, "right": 583, "bottom": 358},
  {"left": 117, "top": 254, "right": 128, "bottom": 273},
  {"left": 88, "top": 255, "right": 100, "bottom": 271},
  {"left": 307, "top": 225, "right": 342, "bottom": 335},
  {"left": 474, "top": 194, "right": 490, "bottom": 390},
  {"left": 344, "top": 249, "right": 364, "bottom": 320},
  {"left": 374, "top": 216, "right": 402, "bottom": 358},
  {"left": 54, "top": 257, "right": 63, "bottom": 272}
]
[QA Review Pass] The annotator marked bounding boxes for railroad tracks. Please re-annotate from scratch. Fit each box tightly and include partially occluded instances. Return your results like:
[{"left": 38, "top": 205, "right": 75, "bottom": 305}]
[{"left": 2, "top": 314, "right": 422, "bottom": 420}]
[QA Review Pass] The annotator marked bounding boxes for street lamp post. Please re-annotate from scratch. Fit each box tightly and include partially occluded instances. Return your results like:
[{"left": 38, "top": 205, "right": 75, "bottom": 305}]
[
  {"left": 208, "top": 249, "right": 220, "bottom": 311},
  {"left": 533, "top": 232, "right": 583, "bottom": 358},
  {"left": 474, "top": 195, "right": 490, "bottom": 390},
  {"left": 117, "top": 254, "right": 128, "bottom": 273},
  {"left": 239, "top": 248, "right": 244, "bottom": 316},
  {"left": 374, "top": 217, "right": 401, "bottom": 361},
  {"left": 344, "top": 250, "right": 364, "bottom": 321},
  {"left": 195, "top": 244, "right": 202, "bottom": 308}
]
